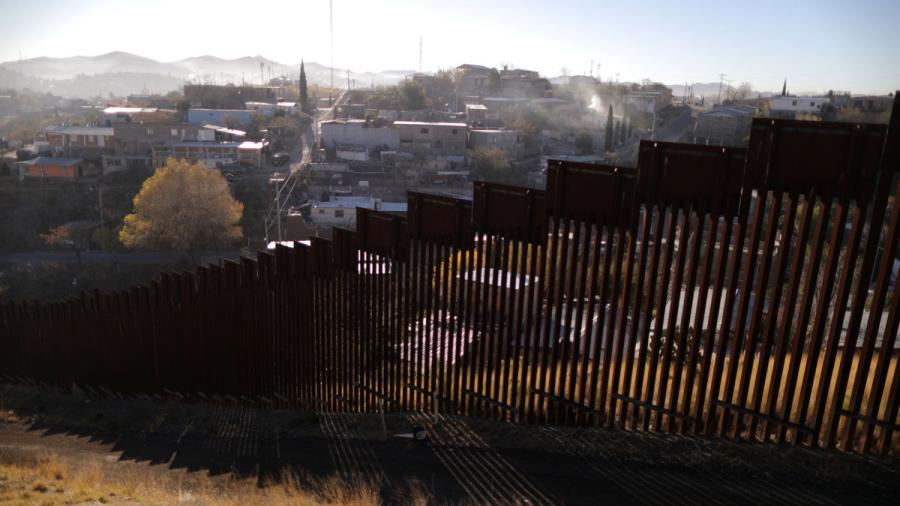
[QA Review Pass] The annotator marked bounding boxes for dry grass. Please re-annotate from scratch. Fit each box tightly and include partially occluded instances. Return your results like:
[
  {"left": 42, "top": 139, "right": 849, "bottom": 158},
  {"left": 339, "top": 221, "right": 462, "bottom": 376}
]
[{"left": 0, "top": 452, "right": 387, "bottom": 506}]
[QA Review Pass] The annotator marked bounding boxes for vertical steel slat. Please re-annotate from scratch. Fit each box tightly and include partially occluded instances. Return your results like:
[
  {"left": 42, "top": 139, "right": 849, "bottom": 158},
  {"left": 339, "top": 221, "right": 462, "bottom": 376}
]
[
  {"left": 759, "top": 191, "right": 814, "bottom": 440},
  {"left": 492, "top": 236, "right": 515, "bottom": 419},
  {"left": 620, "top": 208, "right": 651, "bottom": 429},
  {"left": 667, "top": 207, "right": 705, "bottom": 432},
  {"left": 717, "top": 190, "right": 769, "bottom": 438},
  {"left": 842, "top": 180, "right": 900, "bottom": 451},
  {"left": 732, "top": 192, "right": 785, "bottom": 440},
  {"left": 679, "top": 213, "right": 717, "bottom": 433},
  {"left": 531, "top": 217, "right": 559, "bottom": 422},
  {"left": 656, "top": 206, "right": 693, "bottom": 431},
  {"left": 631, "top": 207, "right": 665, "bottom": 430},
  {"left": 644, "top": 208, "right": 677, "bottom": 431},
  {"left": 506, "top": 238, "right": 529, "bottom": 422},
  {"left": 576, "top": 218, "right": 606, "bottom": 425},
  {"left": 862, "top": 243, "right": 899, "bottom": 454},
  {"left": 522, "top": 234, "right": 547, "bottom": 423},
  {"left": 543, "top": 217, "right": 570, "bottom": 423},
  {"left": 745, "top": 194, "right": 798, "bottom": 440},
  {"left": 565, "top": 221, "right": 592, "bottom": 425},
  {"left": 598, "top": 215, "right": 628, "bottom": 424},
  {"left": 791, "top": 199, "right": 850, "bottom": 445},
  {"left": 775, "top": 198, "right": 831, "bottom": 443}
]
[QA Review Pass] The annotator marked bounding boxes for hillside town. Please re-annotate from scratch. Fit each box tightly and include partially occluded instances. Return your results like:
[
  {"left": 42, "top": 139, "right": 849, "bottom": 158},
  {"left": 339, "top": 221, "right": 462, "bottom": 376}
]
[
  {"left": 1, "top": 0, "right": 900, "bottom": 503},
  {"left": 1, "top": 61, "right": 893, "bottom": 263}
]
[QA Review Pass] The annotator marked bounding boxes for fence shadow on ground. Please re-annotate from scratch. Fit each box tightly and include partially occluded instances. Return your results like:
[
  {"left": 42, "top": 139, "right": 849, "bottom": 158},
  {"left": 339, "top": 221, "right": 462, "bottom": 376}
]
[{"left": 3, "top": 383, "right": 899, "bottom": 505}]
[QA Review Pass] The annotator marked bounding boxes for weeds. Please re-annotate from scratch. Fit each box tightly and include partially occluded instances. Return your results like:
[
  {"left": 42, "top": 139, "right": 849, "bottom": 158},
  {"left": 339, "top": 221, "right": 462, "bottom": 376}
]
[{"left": 0, "top": 451, "right": 390, "bottom": 506}]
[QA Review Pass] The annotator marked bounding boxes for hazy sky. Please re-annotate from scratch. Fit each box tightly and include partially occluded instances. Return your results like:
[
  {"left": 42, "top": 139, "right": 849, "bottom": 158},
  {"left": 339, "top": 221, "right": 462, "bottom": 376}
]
[{"left": 1, "top": 0, "right": 899, "bottom": 93}]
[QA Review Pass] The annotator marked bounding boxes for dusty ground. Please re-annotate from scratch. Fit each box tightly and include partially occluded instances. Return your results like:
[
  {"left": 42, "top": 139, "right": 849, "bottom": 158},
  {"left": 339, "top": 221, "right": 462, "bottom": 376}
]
[{"left": 0, "top": 382, "right": 897, "bottom": 505}]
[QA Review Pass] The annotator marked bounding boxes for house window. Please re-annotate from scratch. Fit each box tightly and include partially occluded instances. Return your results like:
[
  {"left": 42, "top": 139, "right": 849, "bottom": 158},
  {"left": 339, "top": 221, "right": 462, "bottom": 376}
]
[
  {"left": 810, "top": 101, "right": 816, "bottom": 107},
  {"left": 147, "top": 128, "right": 154, "bottom": 135},
  {"left": 420, "top": 128, "right": 429, "bottom": 134},
  {"left": 452, "top": 129, "right": 458, "bottom": 134},
  {"left": 434, "top": 140, "right": 444, "bottom": 148},
  {"left": 318, "top": 209, "right": 325, "bottom": 214},
  {"left": 791, "top": 100, "right": 798, "bottom": 106},
  {"left": 171, "top": 129, "right": 178, "bottom": 136},
  {"left": 334, "top": 210, "right": 345, "bottom": 218}
]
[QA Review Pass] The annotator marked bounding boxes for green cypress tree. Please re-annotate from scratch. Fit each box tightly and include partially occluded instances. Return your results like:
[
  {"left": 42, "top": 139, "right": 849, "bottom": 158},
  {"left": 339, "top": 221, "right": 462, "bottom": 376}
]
[
  {"left": 604, "top": 105, "right": 614, "bottom": 152},
  {"left": 299, "top": 60, "right": 309, "bottom": 113}
]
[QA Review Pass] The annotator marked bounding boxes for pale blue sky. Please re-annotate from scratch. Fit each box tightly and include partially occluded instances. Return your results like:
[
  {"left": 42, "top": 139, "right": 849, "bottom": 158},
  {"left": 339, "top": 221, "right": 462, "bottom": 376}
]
[{"left": 1, "top": 0, "right": 899, "bottom": 93}]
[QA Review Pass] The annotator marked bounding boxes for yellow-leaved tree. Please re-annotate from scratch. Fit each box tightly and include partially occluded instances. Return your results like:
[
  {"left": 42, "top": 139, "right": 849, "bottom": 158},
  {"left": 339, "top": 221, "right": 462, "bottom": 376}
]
[{"left": 119, "top": 158, "right": 244, "bottom": 254}]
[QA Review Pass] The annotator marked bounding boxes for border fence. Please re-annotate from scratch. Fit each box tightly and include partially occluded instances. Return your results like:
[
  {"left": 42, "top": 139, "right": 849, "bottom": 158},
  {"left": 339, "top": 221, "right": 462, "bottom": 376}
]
[{"left": 2, "top": 96, "right": 899, "bottom": 456}]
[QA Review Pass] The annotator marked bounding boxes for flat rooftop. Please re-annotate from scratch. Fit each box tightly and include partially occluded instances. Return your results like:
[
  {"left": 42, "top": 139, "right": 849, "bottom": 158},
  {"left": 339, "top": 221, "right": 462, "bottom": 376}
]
[
  {"left": 45, "top": 126, "right": 114, "bottom": 136},
  {"left": 18, "top": 157, "right": 82, "bottom": 166},
  {"left": 394, "top": 121, "right": 467, "bottom": 128}
]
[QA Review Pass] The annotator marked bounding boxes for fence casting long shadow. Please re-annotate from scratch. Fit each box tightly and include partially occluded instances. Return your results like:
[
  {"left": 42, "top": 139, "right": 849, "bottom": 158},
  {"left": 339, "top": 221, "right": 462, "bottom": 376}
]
[{"left": 2, "top": 96, "right": 899, "bottom": 457}]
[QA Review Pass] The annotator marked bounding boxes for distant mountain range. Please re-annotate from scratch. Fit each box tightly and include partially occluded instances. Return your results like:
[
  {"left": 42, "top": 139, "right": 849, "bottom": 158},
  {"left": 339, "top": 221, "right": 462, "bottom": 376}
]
[
  {"left": 0, "top": 51, "right": 804, "bottom": 100},
  {"left": 0, "top": 51, "right": 414, "bottom": 98}
]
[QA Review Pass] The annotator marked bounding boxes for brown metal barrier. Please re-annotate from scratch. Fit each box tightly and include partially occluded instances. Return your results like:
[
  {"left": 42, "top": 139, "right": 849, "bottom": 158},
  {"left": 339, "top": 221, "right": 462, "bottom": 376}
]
[{"left": 1, "top": 96, "right": 898, "bottom": 456}]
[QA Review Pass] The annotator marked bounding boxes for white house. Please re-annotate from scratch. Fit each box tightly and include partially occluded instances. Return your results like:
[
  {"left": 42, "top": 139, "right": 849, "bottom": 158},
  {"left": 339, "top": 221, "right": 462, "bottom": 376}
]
[
  {"left": 320, "top": 119, "right": 400, "bottom": 151},
  {"left": 769, "top": 96, "right": 829, "bottom": 115},
  {"left": 310, "top": 196, "right": 407, "bottom": 228}
]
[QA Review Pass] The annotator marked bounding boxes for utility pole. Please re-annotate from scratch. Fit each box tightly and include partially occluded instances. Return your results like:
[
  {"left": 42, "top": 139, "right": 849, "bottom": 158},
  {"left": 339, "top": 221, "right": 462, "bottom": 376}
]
[
  {"left": 590, "top": 59, "right": 593, "bottom": 78},
  {"left": 330, "top": 0, "right": 334, "bottom": 92},
  {"left": 419, "top": 36, "right": 423, "bottom": 73},
  {"left": 260, "top": 62, "right": 265, "bottom": 86},
  {"left": 98, "top": 187, "right": 104, "bottom": 228},
  {"left": 717, "top": 73, "right": 727, "bottom": 104},
  {"left": 275, "top": 184, "right": 282, "bottom": 241}
]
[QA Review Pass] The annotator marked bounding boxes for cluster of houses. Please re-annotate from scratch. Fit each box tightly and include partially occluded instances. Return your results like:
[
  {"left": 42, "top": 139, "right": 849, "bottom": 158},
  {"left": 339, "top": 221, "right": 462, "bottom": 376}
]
[
  {"left": 692, "top": 91, "right": 894, "bottom": 148},
  {"left": 13, "top": 84, "right": 304, "bottom": 180}
]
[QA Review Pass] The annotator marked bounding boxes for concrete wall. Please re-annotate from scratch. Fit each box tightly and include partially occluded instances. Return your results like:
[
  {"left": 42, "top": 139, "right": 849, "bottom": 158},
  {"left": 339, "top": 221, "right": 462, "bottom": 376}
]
[
  {"left": 112, "top": 123, "right": 204, "bottom": 156},
  {"left": 769, "top": 96, "right": 828, "bottom": 114},
  {"left": 321, "top": 121, "right": 400, "bottom": 151},
  {"left": 395, "top": 122, "right": 467, "bottom": 158}
]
